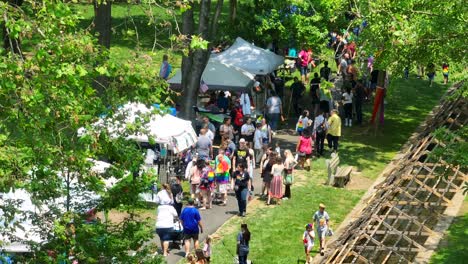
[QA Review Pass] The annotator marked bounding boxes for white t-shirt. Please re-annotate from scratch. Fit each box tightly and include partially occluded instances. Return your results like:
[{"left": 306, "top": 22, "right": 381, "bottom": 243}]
[
  {"left": 241, "top": 123, "right": 255, "bottom": 136},
  {"left": 155, "top": 190, "right": 173, "bottom": 205},
  {"left": 240, "top": 93, "right": 251, "bottom": 116},
  {"left": 266, "top": 96, "right": 282, "bottom": 114},
  {"left": 342, "top": 92, "right": 353, "bottom": 104},
  {"left": 253, "top": 129, "right": 263, "bottom": 150},
  {"left": 206, "top": 129, "right": 214, "bottom": 142},
  {"left": 156, "top": 205, "right": 178, "bottom": 229}
]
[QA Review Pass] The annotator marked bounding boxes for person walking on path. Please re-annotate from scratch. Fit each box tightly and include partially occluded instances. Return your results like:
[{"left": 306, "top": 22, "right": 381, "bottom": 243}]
[
  {"left": 320, "top": 61, "right": 331, "bottom": 82},
  {"left": 303, "top": 223, "right": 315, "bottom": 264},
  {"left": 219, "top": 117, "right": 235, "bottom": 146},
  {"left": 241, "top": 117, "right": 256, "bottom": 149},
  {"left": 232, "top": 138, "right": 252, "bottom": 173},
  {"left": 310, "top": 73, "right": 321, "bottom": 118},
  {"left": 290, "top": 77, "right": 306, "bottom": 117},
  {"left": 170, "top": 176, "right": 184, "bottom": 216},
  {"left": 199, "top": 162, "right": 214, "bottom": 210},
  {"left": 283, "top": 150, "right": 297, "bottom": 199},
  {"left": 253, "top": 123, "right": 264, "bottom": 165},
  {"left": 260, "top": 118, "right": 272, "bottom": 146},
  {"left": 214, "top": 149, "right": 231, "bottom": 206},
  {"left": 313, "top": 203, "right": 330, "bottom": 256},
  {"left": 269, "top": 155, "right": 284, "bottom": 205},
  {"left": 260, "top": 148, "right": 274, "bottom": 198},
  {"left": 195, "top": 128, "right": 213, "bottom": 160},
  {"left": 298, "top": 46, "right": 310, "bottom": 84},
  {"left": 180, "top": 198, "right": 204, "bottom": 258},
  {"left": 442, "top": 63, "right": 449, "bottom": 85},
  {"left": 426, "top": 62, "right": 436, "bottom": 87},
  {"left": 155, "top": 203, "right": 178, "bottom": 256},
  {"left": 342, "top": 87, "right": 353, "bottom": 127},
  {"left": 189, "top": 159, "right": 205, "bottom": 205},
  {"left": 237, "top": 224, "right": 251, "bottom": 264},
  {"left": 296, "top": 129, "right": 313, "bottom": 170},
  {"left": 155, "top": 183, "right": 173, "bottom": 205},
  {"left": 327, "top": 110, "right": 341, "bottom": 152},
  {"left": 265, "top": 91, "right": 283, "bottom": 131},
  {"left": 313, "top": 111, "right": 328, "bottom": 157},
  {"left": 232, "top": 163, "right": 251, "bottom": 217}
]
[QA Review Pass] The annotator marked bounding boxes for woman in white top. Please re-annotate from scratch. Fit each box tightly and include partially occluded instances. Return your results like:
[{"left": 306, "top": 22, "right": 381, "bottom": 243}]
[
  {"left": 241, "top": 117, "right": 256, "bottom": 149},
  {"left": 156, "top": 183, "right": 173, "bottom": 205},
  {"left": 268, "top": 155, "right": 285, "bottom": 205},
  {"left": 156, "top": 204, "right": 178, "bottom": 256},
  {"left": 342, "top": 87, "right": 353, "bottom": 127}
]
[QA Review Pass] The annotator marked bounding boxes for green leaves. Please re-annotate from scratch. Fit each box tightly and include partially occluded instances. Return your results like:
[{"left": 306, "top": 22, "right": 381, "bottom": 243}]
[{"left": 190, "top": 35, "right": 210, "bottom": 50}]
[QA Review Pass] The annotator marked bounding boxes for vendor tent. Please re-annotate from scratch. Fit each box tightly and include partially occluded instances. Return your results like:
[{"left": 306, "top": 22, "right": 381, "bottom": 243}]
[
  {"left": 211, "top": 37, "right": 284, "bottom": 75},
  {"left": 79, "top": 102, "right": 197, "bottom": 153},
  {"left": 168, "top": 60, "right": 255, "bottom": 92}
]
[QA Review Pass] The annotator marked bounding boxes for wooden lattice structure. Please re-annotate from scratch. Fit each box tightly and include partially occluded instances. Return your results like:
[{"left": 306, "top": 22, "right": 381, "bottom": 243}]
[{"left": 321, "top": 85, "right": 467, "bottom": 264}]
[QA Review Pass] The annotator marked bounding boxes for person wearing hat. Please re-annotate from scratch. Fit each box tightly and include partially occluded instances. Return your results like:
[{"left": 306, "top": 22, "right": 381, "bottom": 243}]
[
  {"left": 313, "top": 203, "right": 330, "bottom": 256},
  {"left": 180, "top": 198, "right": 204, "bottom": 257}
]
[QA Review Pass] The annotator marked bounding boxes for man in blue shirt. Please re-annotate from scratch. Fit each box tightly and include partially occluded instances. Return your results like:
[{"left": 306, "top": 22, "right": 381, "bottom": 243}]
[{"left": 180, "top": 198, "right": 204, "bottom": 257}]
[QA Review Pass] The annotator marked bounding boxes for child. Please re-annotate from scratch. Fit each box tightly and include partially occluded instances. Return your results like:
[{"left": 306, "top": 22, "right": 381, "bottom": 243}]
[
  {"left": 203, "top": 236, "right": 212, "bottom": 262},
  {"left": 296, "top": 110, "right": 310, "bottom": 135},
  {"left": 186, "top": 253, "right": 196, "bottom": 264},
  {"left": 275, "top": 142, "right": 281, "bottom": 158},
  {"left": 283, "top": 150, "right": 298, "bottom": 199},
  {"left": 253, "top": 123, "right": 263, "bottom": 165},
  {"left": 195, "top": 248, "right": 207, "bottom": 264},
  {"left": 303, "top": 223, "right": 315, "bottom": 264},
  {"left": 442, "top": 63, "right": 449, "bottom": 85}
]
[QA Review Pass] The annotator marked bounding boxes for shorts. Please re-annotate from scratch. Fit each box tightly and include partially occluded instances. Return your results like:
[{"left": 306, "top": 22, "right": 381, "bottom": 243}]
[
  {"left": 304, "top": 242, "right": 315, "bottom": 251},
  {"left": 156, "top": 227, "right": 174, "bottom": 241},
  {"left": 190, "top": 184, "right": 200, "bottom": 195},
  {"left": 298, "top": 152, "right": 312, "bottom": 159},
  {"left": 443, "top": 73, "right": 449, "bottom": 77},
  {"left": 300, "top": 66, "right": 309, "bottom": 76},
  {"left": 317, "top": 226, "right": 328, "bottom": 239},
  {"left": 184, "top": 232, "right": 199, "bottom": 241},
  {"left": 217, "top": 183, "right": 229, "bottom": 193},
  {"left": 427, "top": 73, "right": 435, "bottom": 80}
]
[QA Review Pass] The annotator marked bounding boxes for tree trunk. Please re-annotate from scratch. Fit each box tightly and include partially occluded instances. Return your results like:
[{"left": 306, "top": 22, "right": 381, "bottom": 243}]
[
  {"left": 229, "top": 0, "right": 237, "bottom": 24},
  {"left": 93, "top": 0, "right": 112, "bottom": 49},
  {"left": 3, "top": 0, "right": 23, "bottom": 55},
  {"left": 180, "top": 0, "right": 211, "bottom": 121},
  {"left": 210, "top": 0, "right": 224, "bottom": 39},
  {"left": 180, "top": 5, "right": 195, "bottom": 120}
]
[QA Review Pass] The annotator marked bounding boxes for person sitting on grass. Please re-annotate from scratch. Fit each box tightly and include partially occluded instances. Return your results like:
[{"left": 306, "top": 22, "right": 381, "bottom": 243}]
[{"left": 303, "top": 223, "right": 315, "bottom": 264}]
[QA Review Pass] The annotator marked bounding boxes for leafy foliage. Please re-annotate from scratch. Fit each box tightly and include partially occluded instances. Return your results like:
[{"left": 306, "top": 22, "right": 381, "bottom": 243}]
[
  {"left": 353, "top": 0, "right": 467, "bottom": 69},
  {"left": 0, "top": 1, "right": 169, "bottom": 262}
]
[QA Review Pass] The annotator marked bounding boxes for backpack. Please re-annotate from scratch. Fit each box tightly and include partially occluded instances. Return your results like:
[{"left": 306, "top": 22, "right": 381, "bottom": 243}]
[
  {"left": 296, "top": 116, "right": 304, "bottom": 133},
  {"left": 234, "top": 108, "right": 244, "bottom": 127},
  {"left": 316, "top": 118, "right": 326, "bottom": 137}
]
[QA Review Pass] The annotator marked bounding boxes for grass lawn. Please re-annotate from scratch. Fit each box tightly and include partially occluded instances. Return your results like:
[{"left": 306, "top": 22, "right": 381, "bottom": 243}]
[
  {"left": 429, "top": 198, "right": 468, "bottom": 264},
  {"left": 206, "top": 75, "right": 449, "bottom": 263}
]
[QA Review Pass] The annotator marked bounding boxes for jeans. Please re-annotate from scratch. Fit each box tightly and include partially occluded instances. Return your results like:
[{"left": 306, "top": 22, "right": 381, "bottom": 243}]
[
  {"left": 267, "top": 113, "right": 280, "bottom": 130},
  {"left": 327, "top": 134, "right": 340, "bottom": 151},
  {"left": 315, "top": 133, "right": 326, "bottom": 155},
  {"left": 235, "top": 188, "right": 248, "bottom": 214},
  {"left": 355, "top": 100, "right": 363, "bottom": 124},
  {"left": 292, "top": 97, "right": 301, "bottom": 116},
  {"left": 238, "top": 255, "right": 248, "bottom": 264}
]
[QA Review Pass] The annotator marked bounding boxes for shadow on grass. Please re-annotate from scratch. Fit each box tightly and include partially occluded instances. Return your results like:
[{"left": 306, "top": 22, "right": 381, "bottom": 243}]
[{"left": 430, "top": 214, "right": 468, "bottom": 263}]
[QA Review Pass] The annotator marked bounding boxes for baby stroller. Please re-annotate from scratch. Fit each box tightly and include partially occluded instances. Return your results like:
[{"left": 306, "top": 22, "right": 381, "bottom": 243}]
[{"left": 169, "top": 220, "right": 184, "bottom": 249}]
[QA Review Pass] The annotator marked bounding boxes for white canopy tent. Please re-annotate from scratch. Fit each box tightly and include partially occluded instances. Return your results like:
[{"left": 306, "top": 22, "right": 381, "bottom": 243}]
[
  {"left": 211, "top": 37, "right": 284, "bottom": 75},
  {"left": 0, "top": 161, "right": 120, "bottom": 253},
  {"left": 167, "top": 60, "right": 255, "bottom": 93},
  {"left": 79, "top": 102, "right": 197, "bottom": 154}
]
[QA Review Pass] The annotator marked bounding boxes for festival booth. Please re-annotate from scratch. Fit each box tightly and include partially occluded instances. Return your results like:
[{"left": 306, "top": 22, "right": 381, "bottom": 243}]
[{"left": 210, "top": 37, "right": 285, "bottom": 117}]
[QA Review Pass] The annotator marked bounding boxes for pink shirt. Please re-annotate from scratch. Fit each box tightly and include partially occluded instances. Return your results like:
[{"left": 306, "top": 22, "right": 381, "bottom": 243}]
[
  {"left": 298, "top": 50, "right": 309, "bottom": 67},
  {"left": 298, "top": 136, "right": 313, "bottom": 154}
]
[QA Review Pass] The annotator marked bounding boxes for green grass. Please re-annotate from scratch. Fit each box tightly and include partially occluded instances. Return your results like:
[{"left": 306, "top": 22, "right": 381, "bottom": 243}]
[
  {"left": 430, "top": 208, "right": 468, "bottom": 263},
  {"left": 210, "top": 175, "right": 364, "bottom": 264}
]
